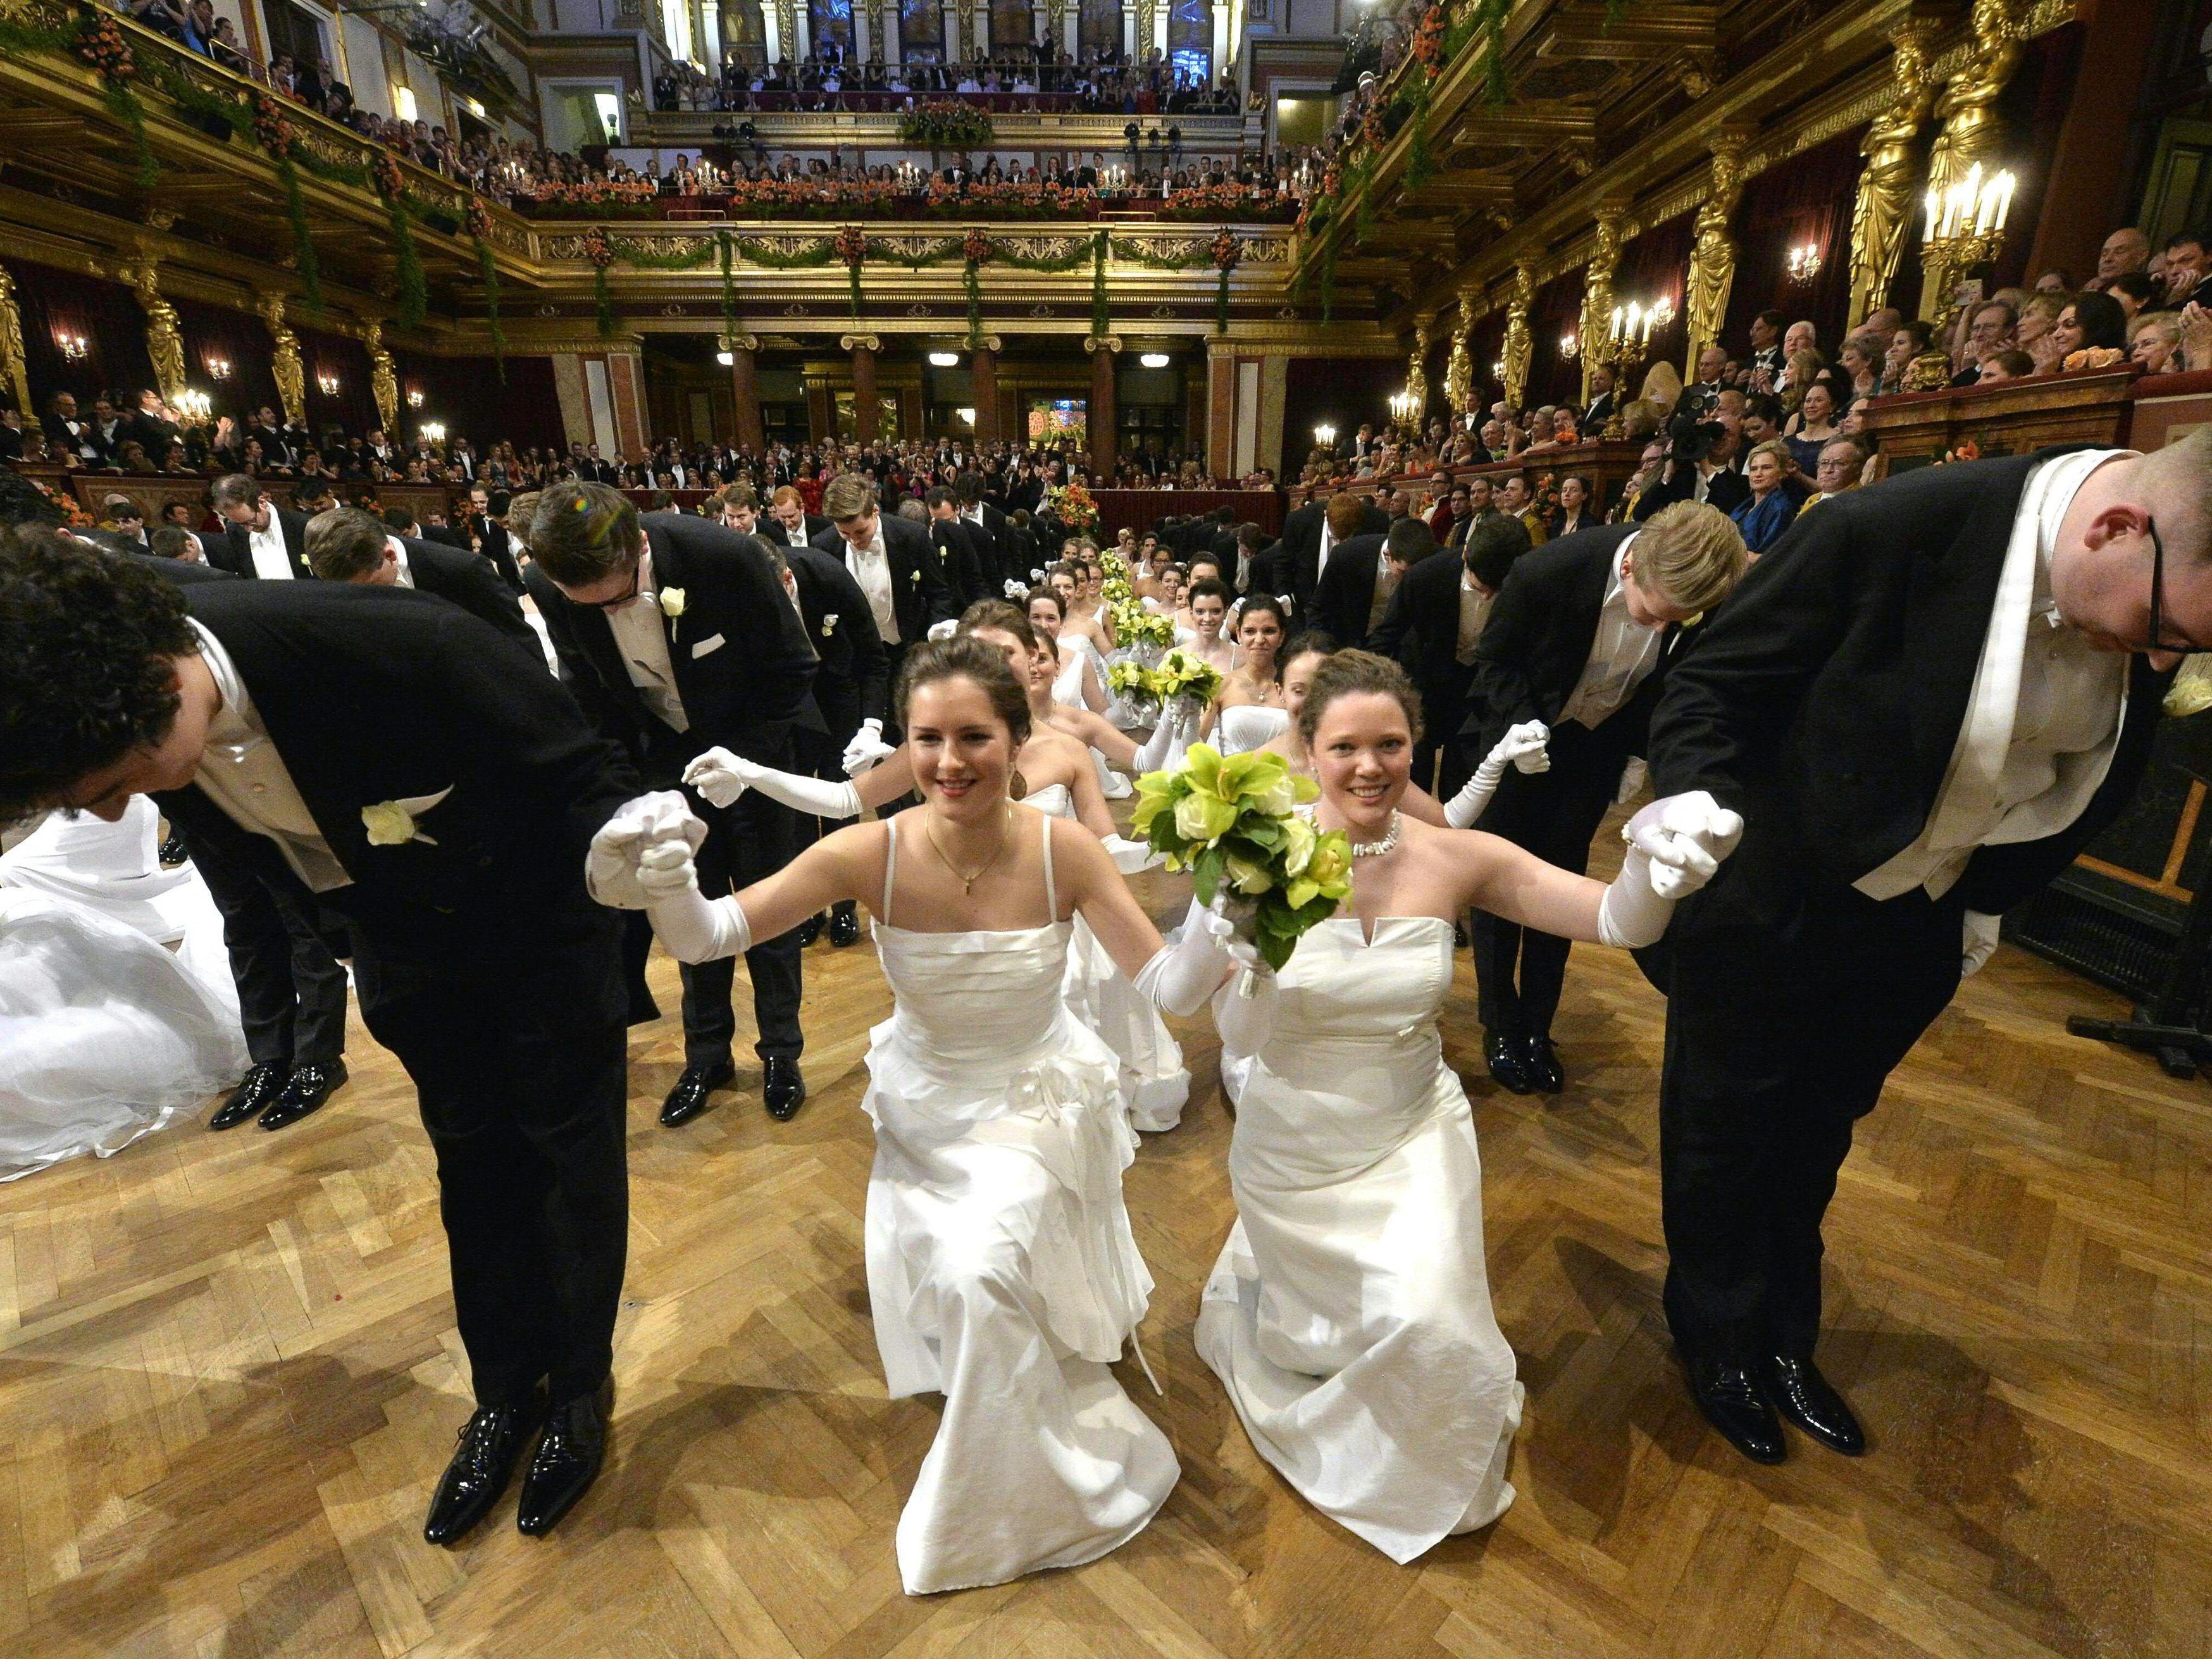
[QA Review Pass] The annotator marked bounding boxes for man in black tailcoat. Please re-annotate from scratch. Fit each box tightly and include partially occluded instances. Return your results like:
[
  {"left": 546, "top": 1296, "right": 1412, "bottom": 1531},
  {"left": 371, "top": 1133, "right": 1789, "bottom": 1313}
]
[
  {"left": 208, "top": 473, "right": 314, "bottom": 580},
  {"left": 0, "top": 533, "right": 646, "bottom": 1545},
  {"left": 1642, "top": 436, "right": 2207, "bottom": 1466},
  {"left": 305, "top": 505, "right": 536, "bottom": 652},
  {"left": 527, "top": 487, "right": 821, "bottom": 1131}
]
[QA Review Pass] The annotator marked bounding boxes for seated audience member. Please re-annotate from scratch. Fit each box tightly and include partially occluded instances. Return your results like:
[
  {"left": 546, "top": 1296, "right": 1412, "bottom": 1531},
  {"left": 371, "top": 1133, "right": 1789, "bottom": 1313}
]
[
  {"left": 1729, "top": 438, "right": 1798, "bottom": 556},
  {"left": 2129, "top": 311, "right": 2184, "bottom": 376},
  {"left": 1977, "top": 347, "right": 2037, "bottom": 384},
  {"left": 1800, "top": 437, "right": 1871, "bottom": 509},
  {"left": 2051, "top": 290, "right": 2129, "bottom": 370}
]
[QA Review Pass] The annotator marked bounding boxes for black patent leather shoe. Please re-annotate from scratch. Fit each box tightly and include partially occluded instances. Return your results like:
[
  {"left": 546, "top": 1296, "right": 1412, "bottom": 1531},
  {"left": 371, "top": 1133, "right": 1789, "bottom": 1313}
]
[
  {"left": 210, "top": 1062, "right": 289, "bottom": 1131},
  {"left": 258, "top": 1059, "right": 347, "bottom": 1131},
  {"left": 1522, "top": 1033, "right": 1565, "bottom": 1094},
  {"left": 763, "top": 1055, "right": 807, "bottom": 1122},
  {"left": 795, "top": 911, "right": 826, "bottom": 947},
  {"left": 1682, "top": 1351, "right": 1787, "bottom": 1464},
  {"left": 660, "top": 1060, "right": 735, "bottom": 1128},
  {"left": 158, "top": 832, "right": 190, "bottom": 869},
  {"left": 425, "top": 1393, "right": 545, "bottom": 1545},
  {"left": 516, "top": 1382, "right": 610, "bottom": 1538},
  {"left": 828, "top": 902, "right": 862, "bottom": 947},
  {"left": 1486, "top": 1033, "right": 1534, "bottom": 1094},
  {"left": 1762, "top": 1354, "right": 1866, "bottom": 1455}
]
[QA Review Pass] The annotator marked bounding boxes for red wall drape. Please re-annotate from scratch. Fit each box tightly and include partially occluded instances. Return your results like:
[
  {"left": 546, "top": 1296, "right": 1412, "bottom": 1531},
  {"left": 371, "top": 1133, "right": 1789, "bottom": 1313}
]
[
  {"left": 1612, "top": 211, "right": 1694, "bottom": 390},
  {"left": 1527, "top": 268, "right": 1586, "bottom": 409},
  {"left": 6, "top": 259, "right": 156, "bottom": 416},
  {"left": 1720, "top": 127, "right": 1867, "bottom": 359},
  {"left": 1280, "top": 355, "right": 1407, "bottom": 459}
]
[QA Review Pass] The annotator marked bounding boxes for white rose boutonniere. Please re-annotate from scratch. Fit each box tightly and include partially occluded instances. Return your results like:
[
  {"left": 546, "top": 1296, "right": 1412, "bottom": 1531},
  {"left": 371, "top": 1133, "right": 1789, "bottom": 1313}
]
[
  {"left": 820, "top": 611, "right": 838, "bottom": 637},
  {"left": 361, "top": 786, "right": 454, "bottom": 848},
  {"left": 909, "top": 567, "right": 920, "bottom": 583}
]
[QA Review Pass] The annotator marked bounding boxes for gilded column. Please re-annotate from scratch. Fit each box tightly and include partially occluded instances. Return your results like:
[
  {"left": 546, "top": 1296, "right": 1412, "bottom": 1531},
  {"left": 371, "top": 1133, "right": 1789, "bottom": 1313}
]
[
  {"left": 122, "top": 261, "right": 187, "bottom": 404},
  {"left": 1443, "top": 287, "right": 1476, "bottom": 418},
  {"left": 1500, "top": 263, "right": 1534, "bottom": 413},
  {"left": 1682, "top": 132, "right": 1748, "bottom": 377},
  {"left": 364, "top": 319, "right": 400, "bottom": 437},
  {"left": 0, "top": 266, "right": 32, "bottom": 428},
  {"left": 723, "top": 330, "right": 764, "bottom": 456},
  {"left": 1577, "top": 206, "right": 1625, "bottom": 404},
  {"left": 1918, "top": 0, "right": 2022, "bottom": 320},
  {"left": 1846, "top": 22, "right": 1936, "bottom": 331},
  {"left": 257, "top": 291, "right": 306, "bottom": 430},
  {"left": 1407, "top": 311, "right": 1435, "bottom": 427}
]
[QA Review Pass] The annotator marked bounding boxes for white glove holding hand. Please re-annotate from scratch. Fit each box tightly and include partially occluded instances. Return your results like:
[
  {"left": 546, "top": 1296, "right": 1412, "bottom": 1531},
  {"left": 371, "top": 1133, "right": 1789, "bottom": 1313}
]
[
  {"left": 840, "top": 718, "right": 897, "bottom": 776},
  {"left": 585, "top": 790, "right": 707, "bottom": 909},
  {"left": 1961, "top": 910, "right": 2000, "bottom": 978},
  {"left": 926, "top": 618, "right": 959, "bottom": 642},
  {"left": 1445, "top": 720, "right": 1553, "bottom": 829},
  {"left": 1623, "top": 790, "right": 1743, "bottom": 901},
  {"left": 681, "top": 745, "right": 766, "bottom": 809},
  {"left": 1002, "top": 578, "right": 1028, "bottom": 599},
  {"left": 1505, "top": 720, "right": 1550, "bottom": 774}
]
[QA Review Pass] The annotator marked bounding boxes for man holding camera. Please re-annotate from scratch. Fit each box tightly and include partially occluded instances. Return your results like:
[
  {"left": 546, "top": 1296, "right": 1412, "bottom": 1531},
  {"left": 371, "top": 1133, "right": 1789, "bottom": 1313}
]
[{"left": 1635, "top": 414, "right": 1749, "bottom": 520}]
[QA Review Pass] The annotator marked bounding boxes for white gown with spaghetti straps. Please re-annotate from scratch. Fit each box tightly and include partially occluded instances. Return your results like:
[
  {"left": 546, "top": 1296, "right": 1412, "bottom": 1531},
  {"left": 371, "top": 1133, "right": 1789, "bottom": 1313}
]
[
  {"left": 0, "top": 799, "right": 247, "bottom": 1181},
  {"left": 1195, "top": 915, "right": 1523, "bottom": 1562},
  {"left": 1023, "top": 784, "right": 1190, "bottom": 1133},
  {"left": 1053, "top": 643, "right": 1133, "bottom": 799},
  {"left": 863, "top": 812, "right": 1177, "bottom": 1593}
]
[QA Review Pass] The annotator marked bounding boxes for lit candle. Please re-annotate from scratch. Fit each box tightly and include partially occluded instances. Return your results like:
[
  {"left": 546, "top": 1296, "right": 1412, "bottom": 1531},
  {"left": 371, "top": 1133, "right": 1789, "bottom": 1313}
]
[
  {"left": 1609, "top": 304, "right": 1624, "bottom": 340},
  {"left": 1994, "top": 171, "right": 2015, "bottom": 232}
]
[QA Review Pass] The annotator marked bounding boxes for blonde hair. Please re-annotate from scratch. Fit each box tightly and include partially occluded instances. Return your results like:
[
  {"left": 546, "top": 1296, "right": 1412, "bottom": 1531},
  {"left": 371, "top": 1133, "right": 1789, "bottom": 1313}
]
[
  {"left": 821, "top": 473, "right": 878, "bottom": 522},
  {"left": 1745, "top": 437, "right": 1793, "bottom": 475},
  {"left": 1632, "top": 501, "right": 1748, "bottom": 615}
]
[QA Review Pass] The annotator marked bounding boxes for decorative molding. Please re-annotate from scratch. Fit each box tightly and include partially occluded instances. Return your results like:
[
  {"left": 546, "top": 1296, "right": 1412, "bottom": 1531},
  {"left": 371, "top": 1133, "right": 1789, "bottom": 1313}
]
[{"left": 840, "top": 332, "right": 882, "bottom": 351}]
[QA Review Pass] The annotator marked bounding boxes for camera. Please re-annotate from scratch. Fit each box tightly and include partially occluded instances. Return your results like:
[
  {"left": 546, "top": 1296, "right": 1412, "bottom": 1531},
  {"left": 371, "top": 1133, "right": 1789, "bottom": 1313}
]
[{"left": 1666, "top": 413, "right": 1724, "bottom": 465}]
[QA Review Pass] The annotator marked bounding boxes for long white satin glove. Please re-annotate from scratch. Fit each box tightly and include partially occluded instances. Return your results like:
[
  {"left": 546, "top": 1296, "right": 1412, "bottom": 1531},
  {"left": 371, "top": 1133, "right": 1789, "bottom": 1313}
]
[
  {"left": 634, "top": 835, "right": 751, "bottom": 964},
  {"left": 1445, "top": 720, "right": 1550, "bottom": 829},
  {"left": 840, "top": 718, "right": 896, "bottom": 776},
  {"left": 585, "top": 790, "right": 705, "bottom": 909},
  {"left": 1961, "top": 910, "right": 2000, "bottom": 978},
  {"left": 684, "top": 746, "right": 863, "bottom": 818},
  {"left": 1134, "top": 698, "right": 1198, "bottom": 774},
  {"left": 1101, "top": 832, "right": 1165, "bottom": 874},
  {"left": 926, "top": 618, "right": 959, "bottom": 641},
  {"left": 1594, "top": 793, "right": 1743, "bottom": 947},
  {"left": 1133, "top": 897, "right": 1255, "bottom": 1016},
  {"left": 1622, "top": 789, "right": 1744, "bottom": 900}
]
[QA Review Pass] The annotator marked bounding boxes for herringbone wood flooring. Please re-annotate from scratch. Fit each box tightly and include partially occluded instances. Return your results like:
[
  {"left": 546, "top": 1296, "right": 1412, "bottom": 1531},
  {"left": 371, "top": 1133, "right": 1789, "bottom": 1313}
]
[{"left": 6, "top": 833, "right": 2212, "bottom": 1658}]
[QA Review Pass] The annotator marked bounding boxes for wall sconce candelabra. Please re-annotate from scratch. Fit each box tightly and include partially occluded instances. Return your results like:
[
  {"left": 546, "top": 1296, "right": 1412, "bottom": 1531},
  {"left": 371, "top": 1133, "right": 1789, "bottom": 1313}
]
[
  {"left": 1921, "top": 161, "right": 2016, "bottom": 318},
  {"left": 1557, "top": 332, "right": 1581, "bottom": 363},
  {"left": 204, "top": 355, "right": 233, "bottom": 381},
  {"left": 407, "top": 388, "right": 426, "bottom": 408},
  {"left": 1312, "top": 423, "right": 1336, "bottom": 450},
  {"left": 419, "top": 421, "right": 447, "bottom": 445},
  {"left": 1786, "top": 242, "right": 1822, "bottom": 284},
  {"left": 1387, "top": 388, "right": 1421, "bottom": 428},
  {"left": 316, "top": 371, "right": 340, "bottom": 396},
  {"left": 1596, "top": 299, "right": 1663, "bottom": 440},
  {"left": 56, "top": 331, "right": 88, "bottom": 360},
  {"left": 176, "top": 390, "right": 212, "bottom": 422}
]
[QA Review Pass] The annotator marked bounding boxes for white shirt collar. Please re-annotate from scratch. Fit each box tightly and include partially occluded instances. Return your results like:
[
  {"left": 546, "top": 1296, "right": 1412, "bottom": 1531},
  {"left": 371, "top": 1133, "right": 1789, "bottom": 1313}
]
[{"left": 386, "top": 535, "right": 413, "bottom": 588}]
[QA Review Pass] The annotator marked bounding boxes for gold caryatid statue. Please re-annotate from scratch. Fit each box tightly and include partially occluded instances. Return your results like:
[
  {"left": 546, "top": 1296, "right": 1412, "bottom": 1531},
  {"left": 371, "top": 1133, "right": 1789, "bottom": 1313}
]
[
  {"left": 1407, "top": 312, "right": 1434, "bottom": 426},
  {"left": 364, "top": 319, "right": 400, "bottom": 437},
  {"left": 1924, "top": 0, "right": 2020, "bottom": 209},
  {"left": 0, "top": 266, "right": 30, "bottom": 424},
  {"left": 1500, "top": 263, "right": 1536, "bottom": 412},
  {"left": 1682, "top": 133, "right": 1748, "bottom": 376},
  {"left": 123, "top": 261, "right": 188, "bottom": 405},
  {"left": 257, "top": 290, "right": 306, "bottom": 430},
  {"left": 1577, "top": 207, "right": 1626, "bottom": 403},
  {"left": 1846, "top": 23, "right": 1936, "bottom": 330},
  {"left": 1444, "top": 287, "right": 1476, "bottom": 417}
]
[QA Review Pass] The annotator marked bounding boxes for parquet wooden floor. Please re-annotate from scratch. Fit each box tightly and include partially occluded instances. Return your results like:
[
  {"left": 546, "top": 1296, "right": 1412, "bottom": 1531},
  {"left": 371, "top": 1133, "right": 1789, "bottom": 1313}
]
[{"left": 6, "top": 830, "right": 2212, "bottom": 1658}]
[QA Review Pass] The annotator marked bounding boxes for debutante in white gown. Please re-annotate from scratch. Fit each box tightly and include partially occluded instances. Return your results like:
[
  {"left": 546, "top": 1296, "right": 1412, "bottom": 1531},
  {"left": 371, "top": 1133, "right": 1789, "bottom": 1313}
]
[
  {"left": 1024, "top": 783, "right": 1190, "bottom": 1133},
  {"left": 1053, "top": 642, "right": 1133, "bottom": 799},
  {"left": 864, "top": 812, "right": 1177, "bottom": 1593},
  {"left": 1195, "top": 915, "right": 1524, "bottom": 1561},
  {"left": 1216, "top": 704, "right": 1291, "bottom": 755},
  {"left": 0, "top": 800, "right": 247, "bottom": 1180}
]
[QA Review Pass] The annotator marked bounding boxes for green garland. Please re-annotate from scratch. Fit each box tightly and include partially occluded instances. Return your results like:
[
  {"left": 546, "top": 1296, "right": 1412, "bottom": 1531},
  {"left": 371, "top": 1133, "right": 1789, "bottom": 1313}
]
[
  {"left": 104, "top": 83, "right": 159, "bottom": 192},
  {"left": 964, "top": 258, "right": 982, "bottom": 347},
  {"left": 1090, "top": 230, "right": 1109, "bottom": 340},
  {"left": 1471, "top": 0, "right": 1514, "bottom": 104},
  {"left": 988, "top": 242, "right": 1094, "bottom": 275},
  {"left": 731, "top": 237, "right": 837, "bottom": 269},
  {"left": 1320, "top": 242, "right": 1336, "bottom": 323},
  {"left": 866, "top": 235, "right": 964, "bottom": 271},
  {"left": 618, "top": 239, "right": 719, "bottom": 270},
  {"left": 718, "top": 232, "right": 738, "bottom": 347},
  {"left": 388, "top": 201, "right": 426, "bottom": 329},
  {"left": 593, "top": 263, "right": 614, "bottom": 337},
  {"left": 277, "top": 158, "right": 323, "bottom": 314},
  {"left": 474, "top": 237, "right": 506, "bottom": 381}
]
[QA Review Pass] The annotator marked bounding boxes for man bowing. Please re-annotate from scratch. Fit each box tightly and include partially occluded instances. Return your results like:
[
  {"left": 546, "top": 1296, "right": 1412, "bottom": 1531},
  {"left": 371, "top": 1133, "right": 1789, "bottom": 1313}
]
[{"left": 1645, "top": 432, "right": 2209, "bottom": 1466}]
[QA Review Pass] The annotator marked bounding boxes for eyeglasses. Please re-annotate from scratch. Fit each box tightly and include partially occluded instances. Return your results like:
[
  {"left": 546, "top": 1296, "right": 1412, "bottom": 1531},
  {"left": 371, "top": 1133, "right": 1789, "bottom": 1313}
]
[
  {"left": 2142, "top": 516, "right": 2212, "bottom": 656},
  {"left": 583, "top": 564, "right": 644, "bottom": 610}
]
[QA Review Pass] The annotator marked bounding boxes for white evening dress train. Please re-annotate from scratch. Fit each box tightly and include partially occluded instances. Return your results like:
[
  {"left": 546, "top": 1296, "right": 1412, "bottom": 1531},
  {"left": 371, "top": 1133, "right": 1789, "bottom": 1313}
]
[
  {"left": 864, "top": 812, "right": 1177, "bottom": 1593},
  {"left": 1194, "top": 915, "right": 1523, "bottom": 1562},
  {"left": 1025, "top": 784, "right": 1190, "bottom": 1133},
  {"left": 0, "top": 801, "right": 248, "bottom": 1180}
]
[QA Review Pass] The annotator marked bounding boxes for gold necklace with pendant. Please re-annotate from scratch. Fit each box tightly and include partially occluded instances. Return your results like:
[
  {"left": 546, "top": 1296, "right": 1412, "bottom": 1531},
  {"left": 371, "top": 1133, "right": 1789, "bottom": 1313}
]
[{"left": 925, "top": 802, "right": 1012, "bottom": 895}]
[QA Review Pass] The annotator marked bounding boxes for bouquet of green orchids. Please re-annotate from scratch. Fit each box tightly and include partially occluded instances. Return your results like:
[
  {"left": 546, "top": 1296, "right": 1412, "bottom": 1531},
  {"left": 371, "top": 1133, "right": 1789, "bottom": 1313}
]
[
  {"left": 1111, "top": 602, "right": 1177, "bottom": 652},
  {"left": 1132, "top": 745, "right": 1355, "bottom": 971},
  {"left": 1146, "top": 647, "right": 1222, "bottom": 707},
  {"left": 1101, "top": 573, "right": 1133, "bottom": 604},
  {"left": 1107, "top": 658, "right": 1160, "bottom": 722}
]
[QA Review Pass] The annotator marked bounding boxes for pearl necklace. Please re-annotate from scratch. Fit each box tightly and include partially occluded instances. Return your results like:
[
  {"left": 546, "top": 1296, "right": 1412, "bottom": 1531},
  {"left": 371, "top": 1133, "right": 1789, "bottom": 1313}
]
[{"left": 1349, "top": 810, "right": 1403, "bottom": 858}]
